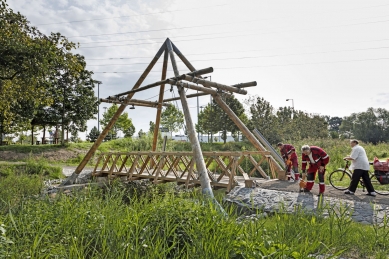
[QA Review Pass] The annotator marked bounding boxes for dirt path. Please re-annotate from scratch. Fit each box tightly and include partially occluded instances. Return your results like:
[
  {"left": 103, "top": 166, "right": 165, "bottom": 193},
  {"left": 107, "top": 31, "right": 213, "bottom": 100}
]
[{"left": 258, "top": 179, "right": 389, "bottom": 206}]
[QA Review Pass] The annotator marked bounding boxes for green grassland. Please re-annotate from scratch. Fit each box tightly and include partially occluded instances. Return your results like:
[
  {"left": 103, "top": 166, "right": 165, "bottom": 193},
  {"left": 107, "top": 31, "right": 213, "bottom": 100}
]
[
  {"left": 0, "top": 178, "right": 388, "bottom": 258},
  {"left": 0, "top": 137, "right": 387, "bottom": 173},
  {"left": 1, "top": 139, "right": 389, "bottom": 258}
]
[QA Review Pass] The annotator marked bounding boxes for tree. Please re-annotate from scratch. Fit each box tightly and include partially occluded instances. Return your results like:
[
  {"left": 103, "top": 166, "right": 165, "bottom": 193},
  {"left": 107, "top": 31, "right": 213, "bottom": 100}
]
[
  {"left": 87, "top": 126, "right": 100, "bottom": 142},
  {"left": 45, "top": 53, "right": 98, "bottom": 144},
  {"left": 161, "top": 105, "right": 184, "bottom": 137},
  {"left": 100, "top": 104, "right": 135, "bottom": 139},
  {"left": 0, "top": 0, "right": 79, "bottom": 132},
  {"left": 149, "top": 121, "right": 155, "bottom": 134},
  {"left": 340, "top": 107, "right": 389, "bottom": 144},
  {"left": 246, "top": 96, "right": 281, "bottom": 144},
  {"left": 328, "top": 116, "right": 343, "bottom": 132},
  {"left": 138, "top": 129, "right": 146, "bottom": 138}
]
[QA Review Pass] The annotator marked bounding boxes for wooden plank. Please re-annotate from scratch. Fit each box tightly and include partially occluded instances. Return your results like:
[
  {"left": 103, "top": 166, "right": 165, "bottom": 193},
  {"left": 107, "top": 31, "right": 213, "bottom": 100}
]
[
  {"left": 92, "top": 154, "right": 103, "bottom": 175},
  {"left": 153, "top": 156, "right": 166, "bottom": 184},
  {"left": 152, "top": 50, "right": 169, "bottom": 152},
  {"left": 248, "top": 154, "right": 268, "bottom": 178},
  {"left": 108, "top": 154, "right": 121, "bottom": 177},
  {"left": 242, "top": 173, "right": 254, "bottom": 188},
  {"left": 227, "top": 157, "right": 237, "bottom": 192},
  {"left": 185, "top": 160, "right": 195, "bottom": 188},
  {"left": 117, "top": 155, "right": 129, "bottom": 173},
  {"left": 127, "top": 155, "right": 141, "bottom": 180}
]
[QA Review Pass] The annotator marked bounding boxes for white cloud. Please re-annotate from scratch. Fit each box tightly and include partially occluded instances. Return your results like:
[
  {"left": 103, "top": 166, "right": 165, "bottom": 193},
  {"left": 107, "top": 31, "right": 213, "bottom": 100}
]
[{"left": 7, "top": 0, "right": 389, "bottom": 140}]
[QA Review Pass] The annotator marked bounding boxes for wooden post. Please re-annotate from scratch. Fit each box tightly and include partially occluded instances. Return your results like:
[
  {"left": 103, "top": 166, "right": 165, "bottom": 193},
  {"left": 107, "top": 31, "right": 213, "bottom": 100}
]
[
  {"left": 152, "top": 50, "right": 169, "bottom": 151},
  {"left": 182, "top": 75, "right": 248, "bottom": 95},
  {"left": 212, "top": 94, "right": 268, "bottom": 153},
  {"left": 166, "top": 38, "right": 214, "bottom": 197},
  {"left": 60, "top": 41, "right": 167, "bottom": 186}
]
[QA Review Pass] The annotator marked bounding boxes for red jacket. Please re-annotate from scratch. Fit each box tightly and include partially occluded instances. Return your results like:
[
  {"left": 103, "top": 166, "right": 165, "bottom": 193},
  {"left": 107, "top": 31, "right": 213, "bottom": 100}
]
[
  {"left": 302, "top": 146, "right": 329, "bottom": 171},
  {"left": 280, "top": 144, "right": 297, "bottom": 160}
]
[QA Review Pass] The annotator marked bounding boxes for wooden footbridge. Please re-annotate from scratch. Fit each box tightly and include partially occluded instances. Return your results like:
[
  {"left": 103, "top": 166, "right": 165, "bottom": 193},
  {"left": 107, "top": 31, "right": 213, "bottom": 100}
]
[
  {"left": 63, "top": 38, "right": 285, "bottom": 193},
  {"left": 92, "top": 151, "right": 280, "bottom": 192}
]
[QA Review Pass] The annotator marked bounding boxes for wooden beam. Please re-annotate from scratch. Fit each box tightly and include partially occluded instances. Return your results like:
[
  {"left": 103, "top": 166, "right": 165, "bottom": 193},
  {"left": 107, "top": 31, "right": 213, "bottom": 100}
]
[
  {"left": 152, "top": 49, "right": 169, "bottom": 152},
  {"left": 62, "top": 40, "right": 167, "bottom": 185},
  {"left": 182, "top": 75, "right": 248, "bottom": 95},
  {"left": 242, "top": 173, "right": 254, "bottom": 188},
  {"left": 212, "top": 94, "right": 268, "bottom": 153},
  {"left": 99, "top": 98, "right": 163, "bottom": 108},
  {"left": 163, "top": 92, "right": 209, "bottom": 103},
  {"left": 167, "top": 79, "right": 219, "bottom": 95},
  {"left": 166, "top": 38, "right": 214, "bottom": 197}
]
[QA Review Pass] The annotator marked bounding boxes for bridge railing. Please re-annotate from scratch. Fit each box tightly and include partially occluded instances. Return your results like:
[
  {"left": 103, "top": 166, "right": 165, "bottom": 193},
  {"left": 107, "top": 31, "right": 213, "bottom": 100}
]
[{"left": 92, "top": 151, "right": 280, "bottom": 192}]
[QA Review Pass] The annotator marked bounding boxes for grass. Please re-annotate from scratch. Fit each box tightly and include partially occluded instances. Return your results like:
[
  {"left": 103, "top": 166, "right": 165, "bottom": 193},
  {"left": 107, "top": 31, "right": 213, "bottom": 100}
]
[
  {"left": 1, "top": 138, "right": 388, "bottom": 181},
  {"left": 0, "top": 177, "right": 389, "bottom": 258}
]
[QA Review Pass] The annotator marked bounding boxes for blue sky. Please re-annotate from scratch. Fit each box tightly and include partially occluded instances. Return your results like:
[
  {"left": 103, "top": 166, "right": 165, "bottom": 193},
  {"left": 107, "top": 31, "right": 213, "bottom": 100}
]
[{"left": 8, "top": 0, "right": 389, "bottom": 138}]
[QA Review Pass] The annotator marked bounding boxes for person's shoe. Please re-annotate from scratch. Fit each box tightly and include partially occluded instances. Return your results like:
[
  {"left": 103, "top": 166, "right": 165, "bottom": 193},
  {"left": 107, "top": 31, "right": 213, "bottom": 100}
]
[
  {"left": 366, "top": 192, "right": 377, "bottom": 197},
  {"left": 300, "top": 188, "right": 311, "bottom": 193},
  {"left": 289, "top": 179, "right": 295, "bottom": 183},
  {"left": 344, "top": 190, "right": 354, "bottom": 195}
]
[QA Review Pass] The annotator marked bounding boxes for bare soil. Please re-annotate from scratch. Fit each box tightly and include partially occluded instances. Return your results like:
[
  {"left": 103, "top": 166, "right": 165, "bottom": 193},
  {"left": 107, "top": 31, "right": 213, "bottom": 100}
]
[{"left": 0, "top": 148, "right": 86, "bottom": 162}]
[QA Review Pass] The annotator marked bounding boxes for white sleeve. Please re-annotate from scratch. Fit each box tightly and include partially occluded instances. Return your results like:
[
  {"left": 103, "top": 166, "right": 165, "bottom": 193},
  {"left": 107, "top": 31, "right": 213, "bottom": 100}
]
[{"left": 350, "top": 147, "right": 359, "bottom": 160}]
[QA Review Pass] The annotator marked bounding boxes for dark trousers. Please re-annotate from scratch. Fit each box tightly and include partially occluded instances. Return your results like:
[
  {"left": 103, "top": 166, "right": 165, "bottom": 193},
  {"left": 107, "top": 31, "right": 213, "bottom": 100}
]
[{"left": 349, "top": 169, "right": 375, "bottom": 193}]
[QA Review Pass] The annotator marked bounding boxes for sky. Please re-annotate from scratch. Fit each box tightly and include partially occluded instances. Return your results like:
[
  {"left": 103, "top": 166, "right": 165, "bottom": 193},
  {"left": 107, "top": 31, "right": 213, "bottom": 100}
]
[{"left": 7, "top": 0, "right": 389, "bottom": 139}]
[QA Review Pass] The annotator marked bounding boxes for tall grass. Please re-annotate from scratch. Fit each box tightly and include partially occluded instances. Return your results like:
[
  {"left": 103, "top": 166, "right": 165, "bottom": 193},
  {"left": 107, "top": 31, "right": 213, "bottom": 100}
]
[{"left": 0, "top": 176, "right": 388, "bottom": 258}]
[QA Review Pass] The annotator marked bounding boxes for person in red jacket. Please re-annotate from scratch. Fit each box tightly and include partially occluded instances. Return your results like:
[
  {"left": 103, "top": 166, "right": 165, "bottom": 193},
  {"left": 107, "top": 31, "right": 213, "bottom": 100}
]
[
  {"left": 277, "top": 142, "right": 300, "bottom": 181},
  {"left": 301, "top": 145, "right": 330, "bottom": 196}
]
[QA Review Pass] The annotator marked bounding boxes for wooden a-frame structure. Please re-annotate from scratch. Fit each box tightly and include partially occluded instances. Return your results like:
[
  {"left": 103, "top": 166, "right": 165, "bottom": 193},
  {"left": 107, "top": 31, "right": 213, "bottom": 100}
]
[{"left": 62, "top": 38, "right": 283, "bottom": 192}]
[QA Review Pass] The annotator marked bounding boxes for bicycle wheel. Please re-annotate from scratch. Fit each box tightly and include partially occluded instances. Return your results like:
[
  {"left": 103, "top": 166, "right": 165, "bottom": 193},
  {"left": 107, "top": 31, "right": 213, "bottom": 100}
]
[
  {"left": 370, "top": 174, "right": 389, "bottom": 195},
  {"left": 329, "top": 170, "right": 352, "bottom": 190}
]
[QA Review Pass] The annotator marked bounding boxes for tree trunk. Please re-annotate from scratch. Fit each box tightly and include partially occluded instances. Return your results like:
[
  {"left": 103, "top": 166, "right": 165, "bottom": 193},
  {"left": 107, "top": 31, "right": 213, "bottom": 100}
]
[
  {"left": 42, "top": 125, "right": 46, "bottom": 144},
  {"left": 31, "top": 125, "right": 34, "bottom": 145}
]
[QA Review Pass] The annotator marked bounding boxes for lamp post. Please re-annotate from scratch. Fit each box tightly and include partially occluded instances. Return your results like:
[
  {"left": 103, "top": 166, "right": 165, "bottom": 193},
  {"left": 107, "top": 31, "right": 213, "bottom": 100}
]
[
  {"left": 95, "top": 81, "right": 102, "bottom": 131},
  {"left": 286, "top": 99, "right": 294, "bottom": 119},
  {"left": 202, "top": 76, "right": 212, "bottom": 142},
  {"left": 199, "top": 105, "right": 206, "bottom": 142},
  {"left": 103, "top": 107, "right": 111, "bottom": 140}
]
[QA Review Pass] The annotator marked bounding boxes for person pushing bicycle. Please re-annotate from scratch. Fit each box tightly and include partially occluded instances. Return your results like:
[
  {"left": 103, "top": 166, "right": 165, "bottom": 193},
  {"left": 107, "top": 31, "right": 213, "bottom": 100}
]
[{"left": 343, "top": 139, "right": 376, "bottom": 197}]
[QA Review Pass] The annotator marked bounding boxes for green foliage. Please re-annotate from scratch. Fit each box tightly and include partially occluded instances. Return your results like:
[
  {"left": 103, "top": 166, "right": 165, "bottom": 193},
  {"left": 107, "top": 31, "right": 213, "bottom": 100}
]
[
  {"left": 86, "top": 126, "right": 100, "bottom": 142},
  {"left": 197, "top": 95, "right": 248, "bottom": 143},
  {"left": 161, "top": 105, "right": 184, "bottom": 136},
  {"left": 246, "top": 96, "right": 329, "bottom": 143},
  {"left": 0, "top": 182, "right": 388, "bottom": 258},
  {"left": 24, "top": 158, "right": 62, "bottom": 179},
  {"left": 100, "top": 104, "right": 136, "bottom": 139},
  {"left": 340, "top": 107, "right": 389, "bottom": 144},
  {"left": 149, "top": 121, "right": 155, "bottom": 134}
]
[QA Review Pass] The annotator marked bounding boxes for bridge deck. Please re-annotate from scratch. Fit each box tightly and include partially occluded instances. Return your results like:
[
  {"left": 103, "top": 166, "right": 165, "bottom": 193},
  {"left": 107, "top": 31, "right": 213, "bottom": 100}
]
[{"left": 92, "top": 151, "right": 282, "bottom": 192}]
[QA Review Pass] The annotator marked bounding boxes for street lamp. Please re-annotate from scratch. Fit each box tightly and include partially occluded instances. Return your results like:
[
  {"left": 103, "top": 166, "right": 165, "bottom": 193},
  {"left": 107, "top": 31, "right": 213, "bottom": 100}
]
[
  {"left": 95, "top": 81, "right": 102, "bottom": 131},
  {"left": 286, "top": 99, "right": 294, "bottom": 119},
  {"left": 202, "top": 76, "right": 212, "bottom": 142}
]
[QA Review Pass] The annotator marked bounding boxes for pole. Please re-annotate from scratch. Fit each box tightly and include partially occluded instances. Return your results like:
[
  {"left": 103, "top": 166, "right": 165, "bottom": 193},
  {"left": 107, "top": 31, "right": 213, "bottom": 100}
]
[
  {"left": 152, "top": 50, "right": 169, "bottom": 151},
  {"left": 166, "top": 38, "right": 214, "bottom": 197},
  {"left": 61, "top": 85, "right": 65, "bottom": 146},
  {"left": 197, "top": 90, "right": 199, "bottom": 141},
  {"left": 97, "top": 82, "right": 100, "bottom": 132}
]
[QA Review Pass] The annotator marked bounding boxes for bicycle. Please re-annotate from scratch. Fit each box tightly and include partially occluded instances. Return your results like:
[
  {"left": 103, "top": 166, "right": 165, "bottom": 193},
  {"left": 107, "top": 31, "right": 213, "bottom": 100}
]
[{"left": 328, "top": 160, "right": 389, "bottom": 195}]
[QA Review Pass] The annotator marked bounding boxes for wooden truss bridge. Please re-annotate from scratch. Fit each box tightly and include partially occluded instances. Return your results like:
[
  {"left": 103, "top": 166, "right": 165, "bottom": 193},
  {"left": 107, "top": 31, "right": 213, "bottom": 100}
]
[
  {"left": 63, "top": 38, "right": 285, "bottom": 193},
  {"left": 92, "top": 151, "right": 277, "bottom": 192}
]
